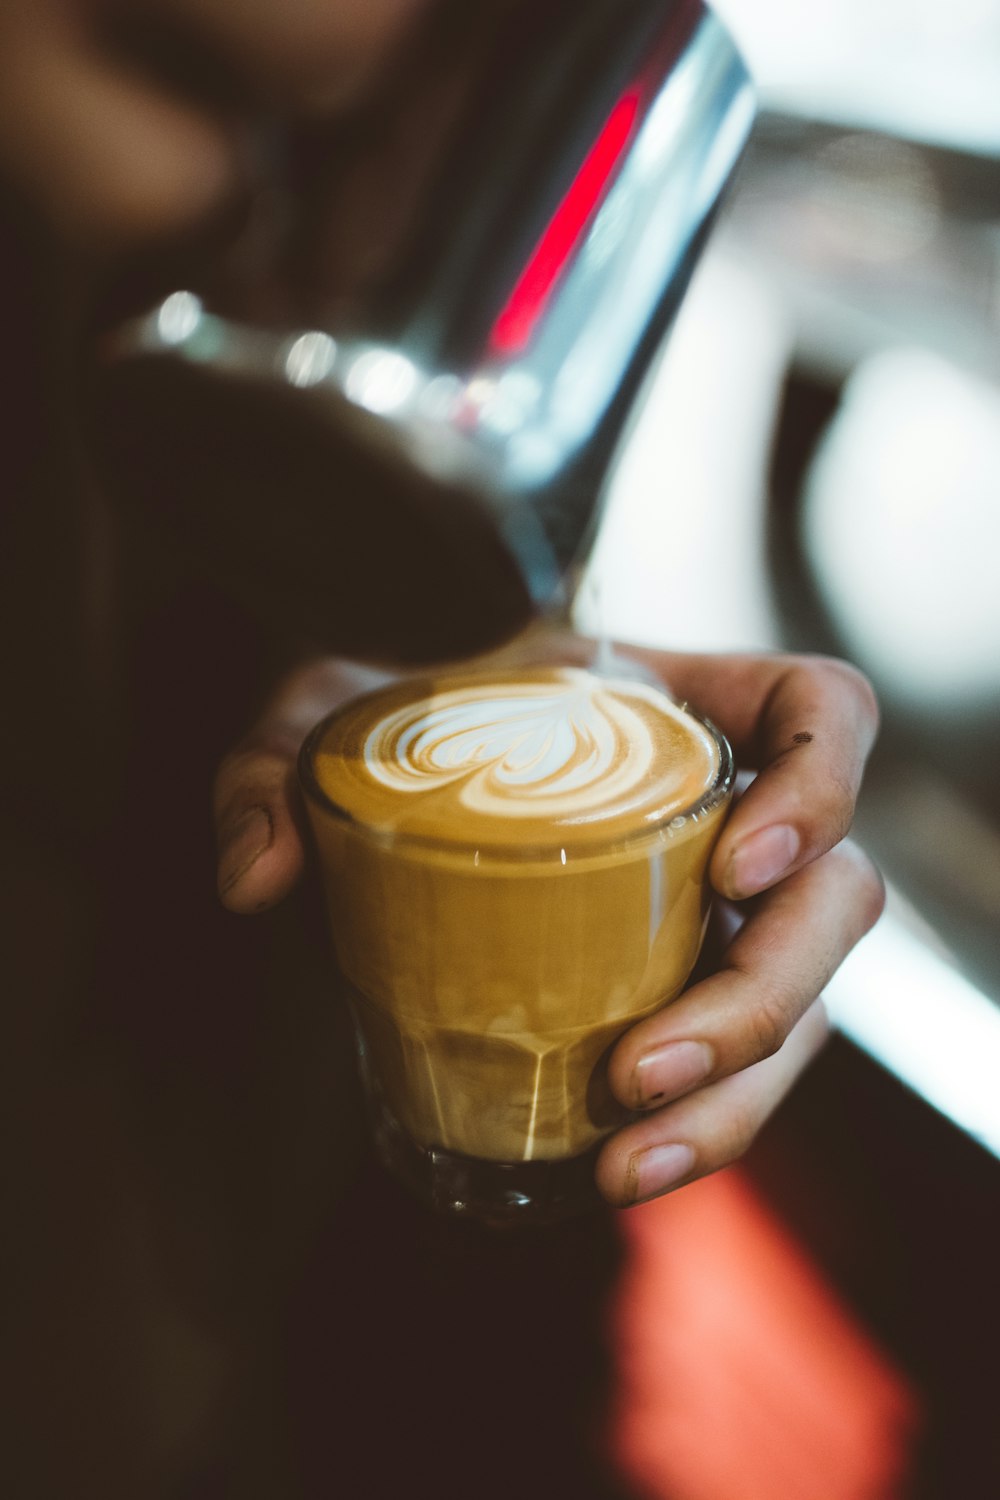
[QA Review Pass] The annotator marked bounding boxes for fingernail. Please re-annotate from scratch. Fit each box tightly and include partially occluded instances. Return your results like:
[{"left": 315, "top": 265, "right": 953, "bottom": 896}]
[
  {"left": 634, "top": 1040, "right": 714, "bottom": 1109},
  {"left": 726, "top": 823, "right": 800, "bottom": 898},
  {"left": 218, "top": 807, "right": 272, "bottom": 896},
  {"left": 624, "top": 1142, "right": 696, "bottom": 1206}
]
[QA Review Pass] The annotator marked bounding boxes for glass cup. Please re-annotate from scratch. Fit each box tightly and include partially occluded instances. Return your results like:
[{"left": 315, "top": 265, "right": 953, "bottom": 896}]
[{"left": 299, "top": 666, "right": 733, "bottom": 1226}]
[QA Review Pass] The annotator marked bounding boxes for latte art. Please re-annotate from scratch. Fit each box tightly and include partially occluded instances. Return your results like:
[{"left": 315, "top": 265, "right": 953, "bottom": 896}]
[
  {"left": 301, "top": 665, "right": 734, "bottom": 1187},
  {"left": 312, "top": 667, "right": 721, "bottom": 846},
  {"left": 364, "top": 679, "right": 662, "bottom": 822}
]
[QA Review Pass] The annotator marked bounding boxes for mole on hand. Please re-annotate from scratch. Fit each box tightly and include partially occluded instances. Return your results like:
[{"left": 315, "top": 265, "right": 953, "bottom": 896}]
[{"left": 792, "top": 732, "right": 814, "bottom": 745}]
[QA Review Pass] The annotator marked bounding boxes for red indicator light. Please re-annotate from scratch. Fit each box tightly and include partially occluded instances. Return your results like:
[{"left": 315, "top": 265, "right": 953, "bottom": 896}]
[{"left": 489, "top": 90, "right": 641, "bottom": 356}]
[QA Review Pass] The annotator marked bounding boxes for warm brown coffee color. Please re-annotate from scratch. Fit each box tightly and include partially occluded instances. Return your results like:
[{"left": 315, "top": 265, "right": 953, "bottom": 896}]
[{"left": 302, "top": 666, "right": 732, "bottom": 1164}]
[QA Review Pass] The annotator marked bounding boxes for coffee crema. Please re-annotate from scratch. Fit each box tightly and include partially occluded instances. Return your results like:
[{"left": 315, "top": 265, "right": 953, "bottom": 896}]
[
  {"left": 302, "top": 667, "right": 732, "bottom": 1165},
  {"left": 309, "top": 666, "right": 721, "bottom": 848}
]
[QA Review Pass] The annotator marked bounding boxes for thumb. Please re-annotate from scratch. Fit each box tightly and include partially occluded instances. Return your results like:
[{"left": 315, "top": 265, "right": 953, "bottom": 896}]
[
  {"left": 212, "top": 657, "right": 394, "bottom": 913},
  {"left": 214, "top": 734, "right": 306, "bottom": 914}
]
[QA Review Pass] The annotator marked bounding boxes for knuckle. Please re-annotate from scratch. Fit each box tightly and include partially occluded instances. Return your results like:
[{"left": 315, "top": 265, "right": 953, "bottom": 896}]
[
  {"left": 812, "top": 656, "right": 881, "bottom": 732},
  {"left": 720, "top": 1099, "right": 761, "bottom": 1165},
  {"left": 745, "top": 990, "right": 793, "bottom": 1062},
  {"left": 834, "top": 842, "right": 887, "bottom": 933},
  {"left": 214, "top": 738, "right": 296, "bottom": 797},
  {"left": 866, "top": 868, "right": 888, "bottom": 930},
  {"left": 212, "top": 755, "right": 241, "bottom": 816},
  {"left": 843, "top": 662, "right": 881, "bottom": 730},
  {"left": 212, "top": 744, "right": 255, "bottom": 809},
  {"left": 805, "top": 770, "right": 857, "bottom": 845}
]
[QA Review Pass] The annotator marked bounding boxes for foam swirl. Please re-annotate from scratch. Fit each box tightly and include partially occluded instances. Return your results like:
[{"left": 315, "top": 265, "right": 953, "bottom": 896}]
[
  {"left": 308, "top": 667, "right": 724, "bottom": 846},
  {"left": 363, "top": 676, "right": 663, "bottom": 823}
]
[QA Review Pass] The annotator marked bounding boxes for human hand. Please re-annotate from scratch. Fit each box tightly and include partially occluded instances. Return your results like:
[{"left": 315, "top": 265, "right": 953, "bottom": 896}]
[
  {"left": 212, "top": 640, "right": 883, "bottom": 1208},
  {"left": 591, "top": 646, "right": 883, "bottom": 1206},
  {"left": 0, "top": 0, "right": 423, "bottom": 247}
]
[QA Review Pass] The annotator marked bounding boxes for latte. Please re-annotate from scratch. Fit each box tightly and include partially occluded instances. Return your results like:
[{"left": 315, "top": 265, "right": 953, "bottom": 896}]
[{"left": 300, "top": 665, "right": 732, "bottom": 1214}]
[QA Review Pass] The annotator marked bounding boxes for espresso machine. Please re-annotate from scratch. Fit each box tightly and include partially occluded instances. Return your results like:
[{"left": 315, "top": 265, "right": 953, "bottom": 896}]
[{"left": 93, "top": 0, "right": 753, "bottom": 663}]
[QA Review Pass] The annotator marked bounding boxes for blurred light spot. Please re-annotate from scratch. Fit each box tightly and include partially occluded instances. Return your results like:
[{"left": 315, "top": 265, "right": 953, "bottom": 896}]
[
  {"left": 284, "top": 331, "right": 337, "bottom": 387},
  {"left": 826, "top": 892, "right": 1000, "bottom": 1160},
  {"left": 808, "top": 134, "right": 941, "bottom": 263},
  {"left": 464, "top": 376, "right": 495, "bottom": 410},
  {"left": 804, "top": 347, "right": 1000, "bottom": 704},
  {"left": 478, "top": 371, "right": 542, "bottom": 437},
  {"left": 577, "top": 254, "right": 789, "bottom": 652},
  {"left": 609, "top": 1168, "right": 919, "bottom": 1500},
  {"left": 345, "top": 350, "right": 418, "bottom": 415},
  {"left": 157, "top": 291, "right": 202, "bottom": 346},
  {"left": 419, "top": 374, "right": 463, "bottom": 422},
  {"left": 507, "top": 429, "right": 561, "bottom": 487},
  {"left": 712, "top": 0, "right": 1000, "bottom": 153}
]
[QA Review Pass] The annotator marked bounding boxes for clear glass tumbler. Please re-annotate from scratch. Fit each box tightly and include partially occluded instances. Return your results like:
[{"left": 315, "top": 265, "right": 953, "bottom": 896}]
[{"left": 299, "top": 666, "right": 733, "bottom": 1226}]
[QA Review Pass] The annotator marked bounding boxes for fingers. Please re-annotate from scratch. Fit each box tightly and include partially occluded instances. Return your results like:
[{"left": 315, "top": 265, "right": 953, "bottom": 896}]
[
  {"left": 712, "top": 657, "right": 879, "bottom": 900},
  {"left": 619, "top": 647, "right": 880, "bottom": 900},
  {"left": 213, "top": 658, "right": 391, "bottom": 914},
  {"left": 214, "top": 738, "right": 305, "bottom": 914},
  {"left": 597, "top": 840, "right": 885, "bottom": 1207},
  {"left": 596, "top": 998, "right": 831, "bottom": 1207}
]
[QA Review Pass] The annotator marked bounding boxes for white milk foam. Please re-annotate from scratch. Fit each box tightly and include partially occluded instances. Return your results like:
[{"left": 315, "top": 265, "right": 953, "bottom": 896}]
[{"left": 362, "top": 668, "right": 711, "bottom": 825}]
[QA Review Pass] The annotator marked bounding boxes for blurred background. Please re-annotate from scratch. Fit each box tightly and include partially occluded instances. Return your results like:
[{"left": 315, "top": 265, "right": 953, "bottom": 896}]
[
  {"left": 579, "top": 0, "right": 1000, "bottom": 1157},
  {"left": 573, "top": 1, "right": 1000, "bottom": 1493}
]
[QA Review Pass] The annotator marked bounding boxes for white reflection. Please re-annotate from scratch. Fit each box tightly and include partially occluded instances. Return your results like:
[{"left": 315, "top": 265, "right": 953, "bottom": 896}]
[
  {"left": 805, "top": 348, "right": 1000, "bottom": 705},
  {"left": 419, "top": 374, "right": 463, "bottom": 423},
  {"left": 479, "top": 371, "right": 542, "bottom": 437},
  {"left": 284, "top": 331, "right": 336, "bottom": 387},
  {"left": 577, "top": 252, "right": 788, "bottom": 652},
  {"left": 826, "top": 891, "right": 1000, "bottom": 1159},
  {"left": 712, "top": 0, "right": 1000, "bottom": 152},
  {"left": 157, "top": 290, "right": 202, "bottom": 346},
  {"left": 507, "top": 429, "right": 561, "bottom": 487},
  {"left": 806, "top": 135, "right": 942, "bottom": 264},
  {"left": 633, "top": 50, "right": 700, "bottom": 171},
  {"left": 464, "top": 376, "right": 494, "bottom": 411},
  {"left": 584, "top": 192, "right": 633, "bottom": 271},
  {"left": 345, "top": 349, "right": 418, "bottom": 415}
]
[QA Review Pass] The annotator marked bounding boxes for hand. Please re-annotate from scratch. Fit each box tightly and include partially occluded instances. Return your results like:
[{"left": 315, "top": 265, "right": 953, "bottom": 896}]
[
  {"left": 592, "top": 646, "right": 883, "bottom": 1207},
  {"left": 212, "top": 640, "right": 883, "bottom": 1208},
  {"left": 0, "top": 0, "right": 423, "bottom": 247}
]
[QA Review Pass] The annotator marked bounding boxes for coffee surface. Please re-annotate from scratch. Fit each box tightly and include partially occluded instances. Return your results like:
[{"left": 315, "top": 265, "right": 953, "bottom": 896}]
[{"left": 309, "top": 666, "right": 721, "bottom": 849}]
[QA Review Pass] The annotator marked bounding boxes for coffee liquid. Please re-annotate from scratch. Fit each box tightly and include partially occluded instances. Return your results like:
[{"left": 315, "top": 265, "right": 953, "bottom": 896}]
[{"left": 302, "top": 666, "right": 731, "bottom": 1196}]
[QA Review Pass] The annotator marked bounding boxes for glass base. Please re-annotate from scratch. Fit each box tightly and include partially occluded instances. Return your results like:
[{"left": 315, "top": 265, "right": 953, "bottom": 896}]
[{"left": 370, "top": 1098, "right": 604, "bottom": 1229}]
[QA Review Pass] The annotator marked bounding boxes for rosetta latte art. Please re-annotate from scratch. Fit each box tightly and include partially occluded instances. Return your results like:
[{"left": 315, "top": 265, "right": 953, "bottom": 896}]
[
  {"left": 364, "top": 670, "right": 693, "bottom": 824},
  {"left": 302, "top": 665, "right": 733, "bottom": 1170},
  {"left": 307, "top": 665, "right": 724, "bottom": 845}
]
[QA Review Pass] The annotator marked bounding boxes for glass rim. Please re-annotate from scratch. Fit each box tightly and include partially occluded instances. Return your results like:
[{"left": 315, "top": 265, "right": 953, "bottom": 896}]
[{"left": 297, "top": 681, "right": 735, "bottom": 862}]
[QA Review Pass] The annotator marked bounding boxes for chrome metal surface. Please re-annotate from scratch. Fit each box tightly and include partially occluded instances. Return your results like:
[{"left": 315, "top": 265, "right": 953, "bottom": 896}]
[{"left": 94, "top": 0, "right": 753, "bottom": 660}]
